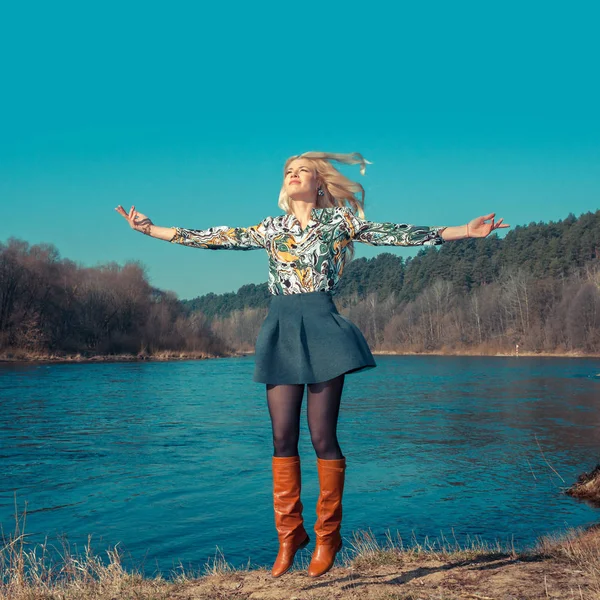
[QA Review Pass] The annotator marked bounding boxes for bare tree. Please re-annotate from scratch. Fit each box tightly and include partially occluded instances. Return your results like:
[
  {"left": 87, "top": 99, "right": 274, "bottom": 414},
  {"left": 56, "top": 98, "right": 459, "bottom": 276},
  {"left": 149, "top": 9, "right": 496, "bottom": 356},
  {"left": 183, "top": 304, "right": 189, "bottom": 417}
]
[{"left": 499, "top": 268, "right": 533, "bottom": 342}]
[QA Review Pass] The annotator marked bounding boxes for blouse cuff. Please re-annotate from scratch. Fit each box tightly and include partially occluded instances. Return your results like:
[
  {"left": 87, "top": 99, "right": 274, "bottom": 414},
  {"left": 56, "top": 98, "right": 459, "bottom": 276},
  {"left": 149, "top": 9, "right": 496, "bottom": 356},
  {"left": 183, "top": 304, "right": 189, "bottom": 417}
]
[{"left": 169, "top": 227, "right": 181, "bottom": 243}]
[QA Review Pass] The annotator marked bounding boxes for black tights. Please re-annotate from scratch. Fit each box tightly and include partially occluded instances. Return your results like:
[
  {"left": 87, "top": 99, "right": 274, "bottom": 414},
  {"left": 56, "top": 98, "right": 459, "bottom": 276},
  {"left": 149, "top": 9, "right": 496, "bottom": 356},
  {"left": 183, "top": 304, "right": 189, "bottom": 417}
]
[{"left": 266, "top": 374, "right": 345, "bottom": 460}]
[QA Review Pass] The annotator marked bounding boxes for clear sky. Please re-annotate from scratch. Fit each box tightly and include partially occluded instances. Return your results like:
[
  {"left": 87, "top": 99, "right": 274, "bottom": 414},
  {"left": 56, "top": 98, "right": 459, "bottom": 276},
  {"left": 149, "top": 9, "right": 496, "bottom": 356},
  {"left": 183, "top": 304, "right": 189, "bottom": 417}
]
[{"left": 1, "top": 1, "right": 598, "bottom": 299}]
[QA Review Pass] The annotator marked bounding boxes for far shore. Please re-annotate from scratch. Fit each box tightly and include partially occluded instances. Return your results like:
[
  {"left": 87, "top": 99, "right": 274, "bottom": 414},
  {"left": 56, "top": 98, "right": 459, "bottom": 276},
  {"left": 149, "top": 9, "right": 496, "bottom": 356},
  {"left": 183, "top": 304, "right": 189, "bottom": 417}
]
[{"left": 1, "top": 349, "right": 599, "bottom": 365}]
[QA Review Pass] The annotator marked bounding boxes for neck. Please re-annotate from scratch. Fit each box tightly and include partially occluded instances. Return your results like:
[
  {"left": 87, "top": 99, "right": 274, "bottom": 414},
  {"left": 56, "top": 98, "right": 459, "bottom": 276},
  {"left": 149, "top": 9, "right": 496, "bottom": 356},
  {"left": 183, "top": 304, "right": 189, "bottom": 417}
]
[{"left": 289, "top": 199, "right": 316, "bottom": 219}]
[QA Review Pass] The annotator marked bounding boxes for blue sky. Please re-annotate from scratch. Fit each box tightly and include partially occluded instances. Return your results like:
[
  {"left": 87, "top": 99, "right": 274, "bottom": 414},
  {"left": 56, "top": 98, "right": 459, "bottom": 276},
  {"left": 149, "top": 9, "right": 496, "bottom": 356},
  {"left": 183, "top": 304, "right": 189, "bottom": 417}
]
[{"left": 1, "top": 1, "right": 598, "bottom": 299}]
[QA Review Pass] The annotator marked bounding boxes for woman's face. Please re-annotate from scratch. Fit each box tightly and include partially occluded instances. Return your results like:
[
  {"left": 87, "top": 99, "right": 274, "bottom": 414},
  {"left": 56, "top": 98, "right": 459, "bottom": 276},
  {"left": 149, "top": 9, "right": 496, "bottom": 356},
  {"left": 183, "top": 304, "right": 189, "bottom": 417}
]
[{"left": 284, "top": 159, "right": 319, "bottom": 200}]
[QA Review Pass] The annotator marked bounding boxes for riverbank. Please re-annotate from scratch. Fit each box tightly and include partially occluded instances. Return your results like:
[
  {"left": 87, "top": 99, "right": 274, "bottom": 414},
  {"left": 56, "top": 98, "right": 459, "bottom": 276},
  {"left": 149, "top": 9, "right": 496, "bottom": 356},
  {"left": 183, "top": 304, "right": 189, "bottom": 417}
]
[
  {"left": 2, "top": 349, "right": 599, "bottom": 364},
  {"left": 374, "top": 350, "right": 600, "bottom": 358},
  {"left": 1, "top": 526, "right": 599, "bottom": 599},
  {"left": 0, "top": 350, "right": 238, "bottom": 364}
]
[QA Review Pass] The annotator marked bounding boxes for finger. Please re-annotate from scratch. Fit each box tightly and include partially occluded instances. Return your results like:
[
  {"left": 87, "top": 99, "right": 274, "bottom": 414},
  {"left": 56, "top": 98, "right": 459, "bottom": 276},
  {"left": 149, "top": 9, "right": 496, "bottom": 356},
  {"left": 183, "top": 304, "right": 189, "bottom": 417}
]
[
  {"left": 496, "top": 217, "right": 504, "bottom": 226},
  {"left": 129, "top": 206, "right": 135, "bottom": 220},
  {"left": 482, "top": 213, "right": 495, "bottom": 221},
  {"left": 115, "top": 206, "right": 127, "bottom": 217}
]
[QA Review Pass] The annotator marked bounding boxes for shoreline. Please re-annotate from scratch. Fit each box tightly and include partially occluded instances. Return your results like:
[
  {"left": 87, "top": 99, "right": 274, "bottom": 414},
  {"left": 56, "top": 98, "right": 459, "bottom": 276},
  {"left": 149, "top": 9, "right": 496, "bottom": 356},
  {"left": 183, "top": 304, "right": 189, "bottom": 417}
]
[
  {"left": 2, "top": 524, "right": 599, "bottom": 599},
  {"left": 1, "top": 349, "right": 599, "bottom": 365},
  {"left": 373, "top": 350, "right": 600, "bottom": 358},
  {"left": 0, "top": 351, "right": 239, "bottom": 364}
]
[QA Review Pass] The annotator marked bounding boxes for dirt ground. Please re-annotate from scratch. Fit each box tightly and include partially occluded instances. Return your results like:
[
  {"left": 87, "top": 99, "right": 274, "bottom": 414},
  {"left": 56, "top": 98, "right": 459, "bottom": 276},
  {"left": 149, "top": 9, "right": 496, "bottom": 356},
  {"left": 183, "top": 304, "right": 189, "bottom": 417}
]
[{"left": 167, "top": 554, "right": 592, "bottom": 600}]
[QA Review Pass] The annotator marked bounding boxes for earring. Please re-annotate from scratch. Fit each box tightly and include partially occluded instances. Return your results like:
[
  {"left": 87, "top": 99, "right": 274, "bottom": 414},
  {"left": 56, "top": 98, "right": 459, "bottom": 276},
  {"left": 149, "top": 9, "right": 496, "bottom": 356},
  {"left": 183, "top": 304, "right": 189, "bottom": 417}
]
[{"left": 317, "top": 187, "right": 324, "bottom": 196}]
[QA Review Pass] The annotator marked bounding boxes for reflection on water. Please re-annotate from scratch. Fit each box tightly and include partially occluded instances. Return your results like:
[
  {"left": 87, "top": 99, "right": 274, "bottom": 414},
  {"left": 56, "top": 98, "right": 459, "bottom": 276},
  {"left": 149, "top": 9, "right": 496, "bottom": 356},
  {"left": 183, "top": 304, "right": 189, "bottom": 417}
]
[{"left": 0, "top": 356, "right": 599, "bottom": 575}]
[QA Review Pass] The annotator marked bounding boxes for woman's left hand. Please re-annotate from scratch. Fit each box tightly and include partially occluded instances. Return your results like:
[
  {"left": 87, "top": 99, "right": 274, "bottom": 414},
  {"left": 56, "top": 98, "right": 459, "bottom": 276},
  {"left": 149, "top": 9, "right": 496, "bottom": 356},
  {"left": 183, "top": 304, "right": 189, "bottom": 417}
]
[{"left": 468, "top": 213, "right": 509, "bottom": 238}]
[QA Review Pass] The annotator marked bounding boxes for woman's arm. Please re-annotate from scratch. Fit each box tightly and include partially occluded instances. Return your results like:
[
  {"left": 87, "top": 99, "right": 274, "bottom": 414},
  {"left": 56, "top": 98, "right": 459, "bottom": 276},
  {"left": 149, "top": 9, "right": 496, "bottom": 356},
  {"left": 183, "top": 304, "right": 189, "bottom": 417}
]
[
  {"left": 171, "top": 222, "right": 267, "bottom": 250},
  {"left": 115, "top": 205, "right": 268, "bottom": 249},
  {"left": 341, "top": 208, "right": 508, "bottom": 245},
  {"left": 439, "top": 225, "right": 467, "bottom": 241}
]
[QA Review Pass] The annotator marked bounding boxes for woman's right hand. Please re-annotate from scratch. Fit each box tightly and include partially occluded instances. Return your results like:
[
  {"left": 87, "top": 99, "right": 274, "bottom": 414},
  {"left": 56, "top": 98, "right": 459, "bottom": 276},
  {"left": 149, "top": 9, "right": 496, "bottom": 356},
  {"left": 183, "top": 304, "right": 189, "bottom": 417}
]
[{"left": 115, "top": 205, "right": 154, "bottom": 235}]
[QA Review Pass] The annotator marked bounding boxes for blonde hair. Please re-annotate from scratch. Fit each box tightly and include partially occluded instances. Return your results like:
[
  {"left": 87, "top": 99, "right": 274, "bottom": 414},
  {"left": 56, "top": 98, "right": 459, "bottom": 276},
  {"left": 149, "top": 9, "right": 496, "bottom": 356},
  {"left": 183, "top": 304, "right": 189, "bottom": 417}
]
[
  {"left": 278, "top": 151, "right": 370, "bottom": 217},
  {"left": 278, "top": 151, "right": 371, "bottom": 267}
]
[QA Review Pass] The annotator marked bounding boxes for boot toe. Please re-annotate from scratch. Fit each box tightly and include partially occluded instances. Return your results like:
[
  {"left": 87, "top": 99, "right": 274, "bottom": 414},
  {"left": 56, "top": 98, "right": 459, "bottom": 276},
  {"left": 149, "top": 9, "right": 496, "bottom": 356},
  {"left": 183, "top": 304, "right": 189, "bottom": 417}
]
[
  {"left": 271, "top": 564, "right": 291, "bottom": 578},
  {"left": 307, "top": 555, "right": 336, "bottom": 577},
  {"left": 307, "top": 541, "right": 342, "bottom": 577},
  {"left": 307, "top": 561, "right": 331, "bottom": 577},
  {"left": 271, "top": 535, "right": 310, "bottom": 578}
]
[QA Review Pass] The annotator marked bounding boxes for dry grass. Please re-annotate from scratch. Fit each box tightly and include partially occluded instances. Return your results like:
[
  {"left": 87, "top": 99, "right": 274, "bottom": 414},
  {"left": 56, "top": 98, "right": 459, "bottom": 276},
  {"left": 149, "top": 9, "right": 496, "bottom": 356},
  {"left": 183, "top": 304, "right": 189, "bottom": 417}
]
[
  {"left": 534, "top": 525, "right": 600, "bottom": 595},
  {"left": 2, "top": 501, "right": 599, "bottom": 599},
  {"left": 0, "top": 500, "right": 259, "bottom": 600},
  {"left": 345, "top": 528, "right": 514, "bottom": 571},
  {"left": 3, "top": 348, "right": 599, "bottom": 364},
  {"left": 0, "top": 501, "right": 169, "bottom": 600},
  {"left": 0, "top": 349, "right": 227, "bottom": 363}
]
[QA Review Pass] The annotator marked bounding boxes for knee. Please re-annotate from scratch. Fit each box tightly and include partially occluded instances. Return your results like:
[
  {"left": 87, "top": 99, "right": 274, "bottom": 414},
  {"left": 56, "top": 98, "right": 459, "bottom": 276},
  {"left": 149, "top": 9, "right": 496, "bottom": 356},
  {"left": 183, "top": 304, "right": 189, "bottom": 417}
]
[
  {"left": 272, "top": 433, "right": 299, "bottom": 457},
  {"left": 310, "top": 432, "right": 341, "bottom": 459}
]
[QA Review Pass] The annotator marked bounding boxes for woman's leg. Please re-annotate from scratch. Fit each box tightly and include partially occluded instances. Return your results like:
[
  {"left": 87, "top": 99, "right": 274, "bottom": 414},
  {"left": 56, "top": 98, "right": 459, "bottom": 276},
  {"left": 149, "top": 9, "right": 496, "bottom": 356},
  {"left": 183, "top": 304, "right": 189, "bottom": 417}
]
[
  {"left": 267, "top": 383, "right": 304, "bottom": 457},
  {"left": 306, "top": 374, "right": 345, "bottom": 459},
  {"left": 306, "top": 374, "right": 346, "bottom": 577},
  {"left": 267, "top": 383, "right": 309, "bottom": 577}
]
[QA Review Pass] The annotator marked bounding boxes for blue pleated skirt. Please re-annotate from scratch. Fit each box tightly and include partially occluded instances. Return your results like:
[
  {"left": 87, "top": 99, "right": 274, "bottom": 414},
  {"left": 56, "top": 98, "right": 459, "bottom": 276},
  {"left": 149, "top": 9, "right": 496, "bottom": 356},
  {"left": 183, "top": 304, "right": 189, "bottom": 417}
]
[{"left": 253, "top": 290, "right": 377, "bottom": 385}]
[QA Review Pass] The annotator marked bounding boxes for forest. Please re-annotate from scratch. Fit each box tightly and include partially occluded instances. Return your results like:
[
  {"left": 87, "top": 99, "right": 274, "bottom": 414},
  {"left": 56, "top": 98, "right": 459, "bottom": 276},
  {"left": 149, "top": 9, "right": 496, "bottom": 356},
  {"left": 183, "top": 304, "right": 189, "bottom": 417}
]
[{"left": 1, "top": 210, "right": 599, "bottom": 359}]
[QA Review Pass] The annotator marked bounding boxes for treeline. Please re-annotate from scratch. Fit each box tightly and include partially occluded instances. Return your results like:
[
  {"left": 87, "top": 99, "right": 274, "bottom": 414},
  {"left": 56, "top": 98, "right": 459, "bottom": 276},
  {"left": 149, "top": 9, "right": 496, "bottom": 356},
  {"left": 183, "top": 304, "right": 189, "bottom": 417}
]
[
  {"left": 0, "top": 240, "right": 228, "bottom": 358},
  {"left": 1, "top": 210, "right": 599, "bottom": 359}
]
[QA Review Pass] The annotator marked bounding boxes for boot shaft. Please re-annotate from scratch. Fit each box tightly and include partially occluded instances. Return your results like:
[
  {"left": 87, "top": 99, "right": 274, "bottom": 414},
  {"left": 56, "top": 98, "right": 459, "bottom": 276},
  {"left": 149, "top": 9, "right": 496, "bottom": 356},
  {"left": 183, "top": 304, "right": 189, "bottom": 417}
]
[
  {"left": 314, "top": 457, "right": 346, "bottom": 543},
  {"left": 272, "top": 456, "right": 307, "bottom": 545}
]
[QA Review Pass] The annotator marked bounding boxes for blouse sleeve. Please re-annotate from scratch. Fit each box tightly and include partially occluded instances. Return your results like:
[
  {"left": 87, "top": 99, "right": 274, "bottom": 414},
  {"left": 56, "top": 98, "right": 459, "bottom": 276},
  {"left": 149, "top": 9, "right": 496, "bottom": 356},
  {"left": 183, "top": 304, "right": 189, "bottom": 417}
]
[
  {"left": 169, "top": 217, "right": 270, "bottom": 250},
  {"left": 340, "top": 207, "right": 446, "bottom": 247}
]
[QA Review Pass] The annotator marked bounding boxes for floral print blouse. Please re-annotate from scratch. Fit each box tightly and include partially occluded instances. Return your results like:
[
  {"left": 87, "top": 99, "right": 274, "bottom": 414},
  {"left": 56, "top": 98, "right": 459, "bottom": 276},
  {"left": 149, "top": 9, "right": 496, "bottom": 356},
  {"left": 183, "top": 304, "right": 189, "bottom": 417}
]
[{"left": 171, "top": 206, "right": 446, "bottom": 295}]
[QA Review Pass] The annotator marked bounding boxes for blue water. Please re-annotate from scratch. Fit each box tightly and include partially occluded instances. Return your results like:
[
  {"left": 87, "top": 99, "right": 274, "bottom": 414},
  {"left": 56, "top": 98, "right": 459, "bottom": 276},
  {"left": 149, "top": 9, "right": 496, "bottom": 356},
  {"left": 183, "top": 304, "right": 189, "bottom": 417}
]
[{"left": 1, "top": 356, "right": 599, "bottom": 577}]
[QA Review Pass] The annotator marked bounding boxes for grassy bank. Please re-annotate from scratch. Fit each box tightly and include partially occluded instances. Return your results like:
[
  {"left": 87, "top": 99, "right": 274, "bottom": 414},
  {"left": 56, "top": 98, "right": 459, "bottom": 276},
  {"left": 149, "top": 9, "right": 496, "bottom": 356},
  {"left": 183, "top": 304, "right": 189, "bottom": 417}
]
[
  {"left": 2, "top": 518, "right": 599, "bottom": 600},
  {"left": 0, "top": 349, "right": 237, "bottom": 364},
  {"left": 2, "top": 349, "right": 599, "bottom": 365},
  {"left": 373, "top": 350, "right": 600, "bottom": 359}
]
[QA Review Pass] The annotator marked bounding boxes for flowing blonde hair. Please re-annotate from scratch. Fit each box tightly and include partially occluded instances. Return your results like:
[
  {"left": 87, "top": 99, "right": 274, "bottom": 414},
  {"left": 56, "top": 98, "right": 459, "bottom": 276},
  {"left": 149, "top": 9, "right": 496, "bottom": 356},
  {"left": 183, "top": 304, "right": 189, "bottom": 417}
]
[
  {"left": 278, "top": 151, "right": 371, "bottom": 218},
  {"left": 278, "top": 151, "right": 371, "bottom": 267}
]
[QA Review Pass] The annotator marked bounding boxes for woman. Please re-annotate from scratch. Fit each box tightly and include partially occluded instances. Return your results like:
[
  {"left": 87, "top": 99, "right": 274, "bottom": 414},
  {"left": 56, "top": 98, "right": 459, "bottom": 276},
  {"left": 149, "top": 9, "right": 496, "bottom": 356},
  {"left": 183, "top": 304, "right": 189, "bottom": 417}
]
[{"left": 116, "top": 151, "right": 508, "bottom": 578}]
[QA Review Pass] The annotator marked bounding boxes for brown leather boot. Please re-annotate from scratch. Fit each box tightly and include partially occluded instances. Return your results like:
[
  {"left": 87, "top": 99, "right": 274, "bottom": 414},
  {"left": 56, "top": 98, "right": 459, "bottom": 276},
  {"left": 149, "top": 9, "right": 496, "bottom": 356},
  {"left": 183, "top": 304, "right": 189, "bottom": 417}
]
[
  {"left": 271, "top": 456, "right": 310, "bottom": 577},
  {"left": 307, "top": 457, "right": 346, "bottom": 577}
]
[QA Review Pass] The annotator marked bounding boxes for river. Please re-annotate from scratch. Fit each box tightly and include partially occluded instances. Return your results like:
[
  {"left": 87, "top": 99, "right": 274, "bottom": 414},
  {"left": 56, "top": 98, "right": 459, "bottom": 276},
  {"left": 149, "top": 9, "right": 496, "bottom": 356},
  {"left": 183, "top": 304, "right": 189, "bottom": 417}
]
[{"left": 1, "top": 355, "right": 598, "bottom": 576}]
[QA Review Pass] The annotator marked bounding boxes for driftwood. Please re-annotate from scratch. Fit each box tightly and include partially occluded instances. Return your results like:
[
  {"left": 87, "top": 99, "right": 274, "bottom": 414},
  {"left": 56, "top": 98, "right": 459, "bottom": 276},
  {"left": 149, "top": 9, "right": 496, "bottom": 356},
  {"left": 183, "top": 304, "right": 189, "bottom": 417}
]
[{"left": 566, "top": 464, "right": 600, "bottom": 507}]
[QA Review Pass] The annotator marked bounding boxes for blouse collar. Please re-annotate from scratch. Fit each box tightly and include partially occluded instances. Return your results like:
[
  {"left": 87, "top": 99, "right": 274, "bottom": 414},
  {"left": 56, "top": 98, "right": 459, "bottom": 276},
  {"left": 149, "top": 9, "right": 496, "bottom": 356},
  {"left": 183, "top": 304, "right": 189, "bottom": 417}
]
[{"left": 285, "top": 207, "right": 325, "bottom": 231}]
